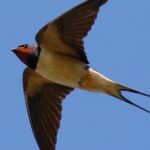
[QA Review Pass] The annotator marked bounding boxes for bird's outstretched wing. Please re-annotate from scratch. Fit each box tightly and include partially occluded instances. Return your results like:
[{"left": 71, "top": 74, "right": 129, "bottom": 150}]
[
  {"left": 23, "top": 68, "right": 73, "bottom": 150},
  {"left": 36, "top": 0, "right": 108, "bottom": 64}
]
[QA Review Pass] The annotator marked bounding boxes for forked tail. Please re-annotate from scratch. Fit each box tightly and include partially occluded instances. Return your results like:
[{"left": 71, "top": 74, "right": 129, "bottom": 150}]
[
  {"left": 111, "top": 83, "right": 150, "bottom": 113},
  {"left": 80, "top": 68, "right": 150, "bottom": 113}
]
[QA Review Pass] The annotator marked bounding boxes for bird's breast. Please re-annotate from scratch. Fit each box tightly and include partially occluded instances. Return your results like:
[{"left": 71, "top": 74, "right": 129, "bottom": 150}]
[{"left": 36, "top": 49, "right": 87, "bottom": 88}]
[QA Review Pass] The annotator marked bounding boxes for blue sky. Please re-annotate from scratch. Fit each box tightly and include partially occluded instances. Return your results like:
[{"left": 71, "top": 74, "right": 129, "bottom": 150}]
[{"left": 1, "top": 0, "right": 150, "bottom": 150}]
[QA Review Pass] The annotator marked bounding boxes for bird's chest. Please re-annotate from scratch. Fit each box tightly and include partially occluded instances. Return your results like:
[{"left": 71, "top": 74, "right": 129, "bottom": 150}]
[{"left": 36, "top": 50, "right": 87, "bottom": 88}]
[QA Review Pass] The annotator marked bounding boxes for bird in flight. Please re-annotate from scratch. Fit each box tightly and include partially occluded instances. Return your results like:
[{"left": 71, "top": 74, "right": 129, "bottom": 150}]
[{"left": 12, "top": 0, "right": 150, "bottom": 150}]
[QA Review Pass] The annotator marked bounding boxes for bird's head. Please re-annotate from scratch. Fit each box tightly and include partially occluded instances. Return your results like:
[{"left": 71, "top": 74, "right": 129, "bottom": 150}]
[{"left": 11, "top": 44, "right": 41, "bottom": 69}]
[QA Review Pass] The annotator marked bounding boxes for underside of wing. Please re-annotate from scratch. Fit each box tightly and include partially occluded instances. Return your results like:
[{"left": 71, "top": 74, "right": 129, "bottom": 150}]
[
  {"left": 36, "top": 0, "right": 108, "bottom": 64},
  {"left": 23, "top": 68, "right": 73, "bottom": 150}
]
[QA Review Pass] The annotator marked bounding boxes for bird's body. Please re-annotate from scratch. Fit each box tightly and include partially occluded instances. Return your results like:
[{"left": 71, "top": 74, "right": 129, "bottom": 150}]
[
  {"left": 36, "top": 48, "right": 87, "bottom": 88},
  {"left": 36, "top": 45, "right": 114, "bottom": 92},
  {"left": 12, "top": 0, "right": 150, "bottom": 150}
]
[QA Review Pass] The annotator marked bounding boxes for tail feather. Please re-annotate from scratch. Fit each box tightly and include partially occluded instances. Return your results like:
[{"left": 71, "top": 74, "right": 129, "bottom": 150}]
[
  {"left": 79, "top": 68, "right": 150, "bottom": 113},
  {"left": 112, "top": 84, "right": 150, "bottom": 113}
]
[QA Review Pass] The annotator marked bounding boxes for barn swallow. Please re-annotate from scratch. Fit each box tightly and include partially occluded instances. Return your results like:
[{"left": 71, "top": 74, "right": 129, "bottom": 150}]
[{"left": 12, "top": 0, "right": 150, "bottom": 150}]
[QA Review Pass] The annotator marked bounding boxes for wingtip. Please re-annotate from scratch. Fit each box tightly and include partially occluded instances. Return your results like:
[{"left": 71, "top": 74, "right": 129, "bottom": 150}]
[{"left": 87, "top": 0, "right": 108, "bottom": 6}]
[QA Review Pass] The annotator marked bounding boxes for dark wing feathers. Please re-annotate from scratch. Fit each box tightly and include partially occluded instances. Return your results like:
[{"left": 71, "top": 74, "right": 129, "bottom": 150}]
[
  {"left": 23, "top": 68, "right": 73, "bottom": 150},
  {"left": 23, "top": 1, "right": 108, "bottom": 149},
  {"left": 36, "top": 0, "right": 108, "bottom": 64}
]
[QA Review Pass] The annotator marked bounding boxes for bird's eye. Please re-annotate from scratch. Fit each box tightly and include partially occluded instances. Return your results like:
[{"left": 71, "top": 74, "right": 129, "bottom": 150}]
[{"left": 18, "top": 44, "right": 28, "bottom": 48}]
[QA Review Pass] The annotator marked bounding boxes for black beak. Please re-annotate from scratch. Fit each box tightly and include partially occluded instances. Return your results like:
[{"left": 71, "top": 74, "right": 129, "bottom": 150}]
[
  {"left": 11, "top": 48, "right": 17, "bottom": 54},
  {"left": 11, "top": 48, "right": 16, "bottom": 51}
]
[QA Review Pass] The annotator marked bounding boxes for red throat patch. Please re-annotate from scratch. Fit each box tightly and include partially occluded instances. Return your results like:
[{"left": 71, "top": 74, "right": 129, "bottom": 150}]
[{"left": 13, "top": 47, "right": 33, "bottom": 64}]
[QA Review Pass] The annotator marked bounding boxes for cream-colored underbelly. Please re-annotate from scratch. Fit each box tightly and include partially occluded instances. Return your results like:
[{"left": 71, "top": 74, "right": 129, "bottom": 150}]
[{"left": 36, "top": 50, "right": 87, "bottom": 88}]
